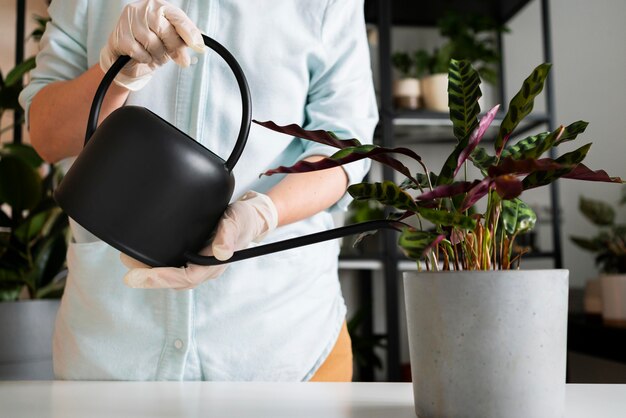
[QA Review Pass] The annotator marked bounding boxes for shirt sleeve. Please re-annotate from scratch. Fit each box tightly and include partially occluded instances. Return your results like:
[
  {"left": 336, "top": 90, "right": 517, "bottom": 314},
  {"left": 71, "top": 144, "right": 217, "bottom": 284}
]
[
  {"left": 18, "top": 0, "right": 90, "bottom": 127},
  {"left": 298, "top": 0, "right": 379, "bottom": 212}
]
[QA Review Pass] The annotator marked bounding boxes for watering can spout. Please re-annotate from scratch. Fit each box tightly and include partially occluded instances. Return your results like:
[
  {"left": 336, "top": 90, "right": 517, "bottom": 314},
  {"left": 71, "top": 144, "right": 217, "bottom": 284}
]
[{"left": 184, "top": 220, "right": 401, "bottom": 266}]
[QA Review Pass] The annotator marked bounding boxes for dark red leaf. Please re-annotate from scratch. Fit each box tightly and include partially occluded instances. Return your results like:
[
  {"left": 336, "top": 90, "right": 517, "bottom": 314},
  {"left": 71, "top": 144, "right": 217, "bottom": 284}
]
[
  {"left": 494, "top": 175, "right": 523, "bottom": 199},
  {"left": 253, "top": 120, "right": 360, "bottom": 148},
  {"left": 416, "top": 180, "right": 482, "bottom": 201},
  {"left": 562, "top": 164, "right": 624, "bottom": 183},
  {"left": 488, "top": 157, "right": 568, "bottom": 177},
  {"left": 461, "top": 178, "right": 493, "bottom": 211},
  {"left": 454, "top": 105, "right": 500, "bottom": 177}
]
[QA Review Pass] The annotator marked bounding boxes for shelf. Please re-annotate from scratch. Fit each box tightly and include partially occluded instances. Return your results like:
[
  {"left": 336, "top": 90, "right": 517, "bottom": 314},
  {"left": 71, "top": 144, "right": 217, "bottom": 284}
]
[
  {"left": 364, "top": 0, "right": 533, "bottom": 27},
  {"left": 389, "top": 110, "right": 550, "bottom": 145}
]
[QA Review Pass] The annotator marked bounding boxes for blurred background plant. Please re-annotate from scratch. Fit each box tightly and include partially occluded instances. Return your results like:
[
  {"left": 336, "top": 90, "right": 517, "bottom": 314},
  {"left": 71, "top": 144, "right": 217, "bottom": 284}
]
[
  {"left": 570, "top": 188, "right": 626, "bottom": 274},
  {"left": 0, "top": 14, "right": 69, "bottom": 301}
]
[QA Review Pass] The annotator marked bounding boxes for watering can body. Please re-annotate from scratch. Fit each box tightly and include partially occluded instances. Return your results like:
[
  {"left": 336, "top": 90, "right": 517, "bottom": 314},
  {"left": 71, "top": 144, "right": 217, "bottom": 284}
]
[{"left": 55, "top": 106, "right": 233, "bottom": 267}]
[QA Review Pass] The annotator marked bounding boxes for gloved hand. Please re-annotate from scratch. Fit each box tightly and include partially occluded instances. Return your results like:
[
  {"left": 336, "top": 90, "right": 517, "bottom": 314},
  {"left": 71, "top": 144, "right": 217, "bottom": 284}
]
[
  {"left": 100, "top": 0, "right": 205, "bottom": 91},
  {"left": 123, "top": 191, "right": 279, "bottom": 289}
]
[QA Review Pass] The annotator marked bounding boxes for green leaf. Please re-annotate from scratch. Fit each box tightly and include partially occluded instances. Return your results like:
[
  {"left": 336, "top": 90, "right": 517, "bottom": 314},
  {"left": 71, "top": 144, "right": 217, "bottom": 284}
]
[
  {"left": 556, "top": 121, "right": 589, "bottom": 145},
  {"left": 400, "top": 172, "right": 438, "bottom": 190},
  {"left": 470, "top": 146, "right": 496, "bottom": 172},
  {"left": 398, "top": 229, "right": 443, "bottom": 260},
  {"left": 579, "top": 196, "right": 615, "bottom": 226},
  {"left": 438, "top": 134, "right": 470, "bottom": 186},
  {"left": 416, "top": 207, "right": 476, "bottom": 230},
  {"left": 495, "top": 63, "right": 552, "bottom": 155},
  {"left": 570, "top": 236, "right": 601, "bottom": 252},
  {"left": 0, "top": 156, "right": 42, "bottom": 210},
  {"left": 448, "top": 59, "right": 482, "bottom": 142},
  {"left": 501, "top": 198, "right": 537, "bottom": 235},
  {"left": 522, "top": 143, "right": 592, "bottom": 189},
  {"left": 501, "top": 125, "right": 565, "bottom": 160},
  {"left": 0, "top": 143, "right": 44, "bottom": 168},
  {"left": 14, "top": 210, "right": 49, "bottom": 243},
  {"left": 4, "top": 57, "right": 36, "bottom": 86},
  {"left": 348, "top": 181, "right": 419, "bottom": 212}
]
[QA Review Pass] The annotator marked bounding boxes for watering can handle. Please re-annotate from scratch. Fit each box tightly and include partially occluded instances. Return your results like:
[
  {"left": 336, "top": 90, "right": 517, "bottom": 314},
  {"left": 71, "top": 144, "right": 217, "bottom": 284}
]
[
  {"left": 184, "top": 220, "right": 402, "bottom": 266},
  {"left": 85, "top": 34, "right": 252, "bottom": 172}
]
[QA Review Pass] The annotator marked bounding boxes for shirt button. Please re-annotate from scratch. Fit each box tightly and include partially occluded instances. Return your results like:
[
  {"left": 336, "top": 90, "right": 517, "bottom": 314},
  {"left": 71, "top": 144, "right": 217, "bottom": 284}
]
[
  {"left": 174, "top": 339, "right": 184, "bottom": 350},
  {"left": 190, "top": 56, "right": 199, "bottom": 65}
]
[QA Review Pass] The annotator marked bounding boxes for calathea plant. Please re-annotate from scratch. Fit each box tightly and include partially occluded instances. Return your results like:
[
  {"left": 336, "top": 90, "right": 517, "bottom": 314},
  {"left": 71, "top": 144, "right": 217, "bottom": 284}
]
[{"left": 255, "top": 59, "right": 623, "bottom": 270}]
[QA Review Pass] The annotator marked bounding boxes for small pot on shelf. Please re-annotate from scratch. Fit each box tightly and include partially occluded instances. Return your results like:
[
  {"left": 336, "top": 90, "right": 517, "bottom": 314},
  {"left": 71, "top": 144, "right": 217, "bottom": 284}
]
[
  {"left": 420, "top": 73, "right": 448, "bottom": 112},
  {"left": 600, "top": 274, "right": 626, "bottom": 326},
  {"left": 392, "top": 77, "right": 421, "bottom": 110}
]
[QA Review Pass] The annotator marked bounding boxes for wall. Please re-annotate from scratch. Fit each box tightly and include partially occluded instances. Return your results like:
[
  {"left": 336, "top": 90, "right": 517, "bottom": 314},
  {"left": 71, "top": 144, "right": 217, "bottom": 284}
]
[{"left": 504, "top": 0, "right": 626, "bottom": 288}]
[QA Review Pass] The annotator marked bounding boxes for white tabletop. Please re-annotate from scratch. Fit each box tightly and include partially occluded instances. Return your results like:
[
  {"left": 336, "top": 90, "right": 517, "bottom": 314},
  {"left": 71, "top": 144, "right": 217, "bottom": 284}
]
[{"left": 0, "top": 382, "right": 624, "bottom": 418}]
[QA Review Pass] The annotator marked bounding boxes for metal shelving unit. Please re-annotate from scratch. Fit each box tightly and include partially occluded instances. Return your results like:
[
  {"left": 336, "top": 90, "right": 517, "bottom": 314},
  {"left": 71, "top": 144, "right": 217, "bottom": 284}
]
[{"left": 344, "top": 0, "right": 562, "bottom": 382}]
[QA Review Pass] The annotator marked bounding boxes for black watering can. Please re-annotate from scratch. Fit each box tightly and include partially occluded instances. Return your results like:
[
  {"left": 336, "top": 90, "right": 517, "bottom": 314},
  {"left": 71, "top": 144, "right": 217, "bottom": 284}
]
[{"left": 54, "top": 34, "right": 396, "bottom": 268}]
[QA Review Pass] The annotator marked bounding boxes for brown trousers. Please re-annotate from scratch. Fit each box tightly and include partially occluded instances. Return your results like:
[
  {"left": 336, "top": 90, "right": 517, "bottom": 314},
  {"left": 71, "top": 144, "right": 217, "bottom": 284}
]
[{"left": 309, "top": 321, "right": 353, "bottom": 382}]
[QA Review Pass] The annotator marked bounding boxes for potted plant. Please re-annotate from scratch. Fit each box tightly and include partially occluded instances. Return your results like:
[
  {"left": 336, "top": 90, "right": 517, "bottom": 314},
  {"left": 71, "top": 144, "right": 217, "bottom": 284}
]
[
  {"left": 571, "top": 191, "right": 626, "bottom": 324},
  {"left": 421, "top": 11, "right": 508, "bottom": 112},
  {"left": 391, "top": 51, "right": 422, "bottom": 110},
  {"left": 0, "top": 14, "right": 68, "bottom": 380},
  {"left": 255, "top": 59, "right": 622, "bottom": 417}
]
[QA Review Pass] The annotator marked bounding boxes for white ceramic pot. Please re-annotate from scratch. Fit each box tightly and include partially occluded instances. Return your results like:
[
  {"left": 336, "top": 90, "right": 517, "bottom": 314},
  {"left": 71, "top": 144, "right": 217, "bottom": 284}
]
[
  {"left": 420, "top": 73, "right": 448, "bottom": 112},
  {"left": 600, "top": 274, "right": 626, "bottom": 325},
  {"left": 404, "top": 270, "right": 569, "bottom": 418},
  {"left": 392, "top": 77, "right": 421, "bottom": 110}
]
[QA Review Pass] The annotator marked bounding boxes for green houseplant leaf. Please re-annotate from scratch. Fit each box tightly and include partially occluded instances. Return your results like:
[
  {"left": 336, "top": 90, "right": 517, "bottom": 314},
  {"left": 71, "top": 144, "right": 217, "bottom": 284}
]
[
  {"left": 495, "top": 63, "right": 552, "bottom": 156},
  {"left": 448, "top": 59, "right": 482, "bottom": 141},
  {"left": 578, "top": 196, "right": 615, "bottom": 226},
  {"left": 501, "top": 198, "right": 537, "bottom": 235},
  {"left": 0, "top": 155, "right": 42, "bottom": 210}
]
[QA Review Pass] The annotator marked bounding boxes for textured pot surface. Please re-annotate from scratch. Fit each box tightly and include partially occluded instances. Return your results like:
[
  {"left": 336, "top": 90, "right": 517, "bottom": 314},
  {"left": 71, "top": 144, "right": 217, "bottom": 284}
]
[
  {"left": 0, "top": 299, "right": 60, "bottom": 380},
  {"left": 404, "top": 270, "right": 568, "bottom": 418}
]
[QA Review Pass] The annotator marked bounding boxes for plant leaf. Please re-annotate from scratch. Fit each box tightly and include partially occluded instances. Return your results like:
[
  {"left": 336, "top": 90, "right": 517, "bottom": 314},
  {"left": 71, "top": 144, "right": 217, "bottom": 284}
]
[
  {"left": 570, "top": 236, "right": 601, "bottom": 252},
  {"left": 521, "top": 143, "right": 591, "bottom": 189},
  {"left": 488, "top": 156, "right": 568, "bottom": 177},
  {"left": 4, "top": 57, "right": 36, "bottom": 86},
  {"left": 495, "top": 63, "right": 552, "bottom": 155},
  {"left": 579, "top": 196, "right": 615, "bottom": 226},
  {"left": 501, "top": 125, "right": 565, "bottom": 160},
  {"left": 0, "top": 156, "right": 42, "bottom": 210},
  {"left": 417, "top": 180, "right": 482, "bottom": 201},
  {"left": 256, "top": 120, "right": 422, "bottom": 185},
  {"left": 454, "top": 104, "right": 500, "bottom": 177},
  {"left": 502, "top": 198, "right": 537, "bottom": 235},
  {"left": 461, "top": 178, "right": 493, "bottom": 211},
  {"left": 398, "top": 228, "right": 445, "bottom": 260},
  {"left": 14, "top": 211, "right": 48, "bottom": 244},
  {"left": 561, "top": 164, "right": 624, "bottom": 183},
  {"left": 400, "top": 172, "right": 438, "bottom": 190},
  {"left": 470, "top": 146, "right": 496, "bottom": 172},
  {"left": 0, "top": 143, "right": 44, "bottom": 168},
  {"left": 347, "top": 181, "right": 419, "bottom": 212},
  {"left": 448, "top": 59, "right": 482, "bottom": 142},
  {"left": 494, "top": 175, "right": 523, "bottom": 200},
  {"left": 555, "top": 120, "right": 589, "bottom": 145},
  {"left": 416, "top": 207, "right": 476, "bottom": 230}
]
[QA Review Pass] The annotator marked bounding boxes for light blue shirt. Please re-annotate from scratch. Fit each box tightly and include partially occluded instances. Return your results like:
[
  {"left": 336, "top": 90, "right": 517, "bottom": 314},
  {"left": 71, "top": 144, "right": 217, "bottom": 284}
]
[{"left": 20, "top": 0, "right": 377, "bottom": 381}]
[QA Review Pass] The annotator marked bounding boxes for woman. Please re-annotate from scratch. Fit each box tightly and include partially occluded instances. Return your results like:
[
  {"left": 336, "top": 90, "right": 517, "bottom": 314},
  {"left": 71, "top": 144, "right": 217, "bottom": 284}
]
[{"left": 20, "top": 0, "right": 377, "bottom": 381}]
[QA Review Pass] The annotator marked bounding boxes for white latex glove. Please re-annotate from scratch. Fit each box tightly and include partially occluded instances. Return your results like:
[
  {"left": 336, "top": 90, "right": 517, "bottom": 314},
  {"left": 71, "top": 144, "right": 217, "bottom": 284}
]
[
  {"left": 100, "top": 0, "right": 205, "bottom": 91},
  {"left": 123, "top": 191, "right": 279, "bottom": 289}
]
